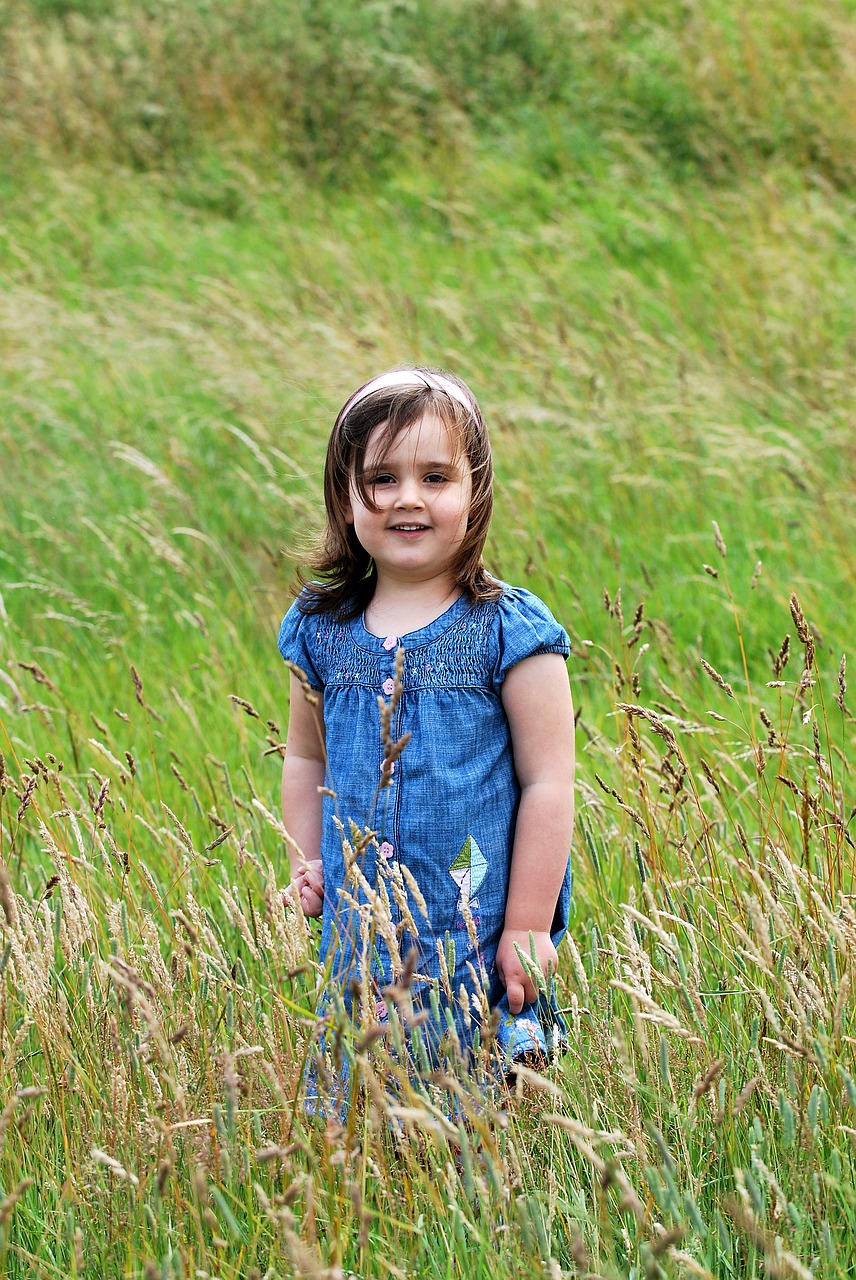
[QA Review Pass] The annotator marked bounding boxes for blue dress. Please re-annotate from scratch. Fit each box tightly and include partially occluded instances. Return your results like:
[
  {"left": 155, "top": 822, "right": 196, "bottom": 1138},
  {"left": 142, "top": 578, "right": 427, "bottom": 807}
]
[{"left": 278, "top": 584, "right": 572, "bottom": 1075}]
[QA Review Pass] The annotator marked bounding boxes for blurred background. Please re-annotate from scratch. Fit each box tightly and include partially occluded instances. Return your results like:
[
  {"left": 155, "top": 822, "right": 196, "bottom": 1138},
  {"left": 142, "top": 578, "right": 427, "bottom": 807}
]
[{"left": 2, "top": 0, "right": 855, "bottom": 751}]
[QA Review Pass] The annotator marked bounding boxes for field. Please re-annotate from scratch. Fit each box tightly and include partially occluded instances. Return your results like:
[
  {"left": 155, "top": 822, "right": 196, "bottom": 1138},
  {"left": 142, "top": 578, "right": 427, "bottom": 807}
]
[{"left": 1, "top": 0, "right": 856, "bottom": 1275}]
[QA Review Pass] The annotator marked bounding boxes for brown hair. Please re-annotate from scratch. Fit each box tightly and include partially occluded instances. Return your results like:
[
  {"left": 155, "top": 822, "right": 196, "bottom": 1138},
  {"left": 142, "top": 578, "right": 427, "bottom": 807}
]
[{"left": 298, "top": 367, "right": 500, "bottom": 619}]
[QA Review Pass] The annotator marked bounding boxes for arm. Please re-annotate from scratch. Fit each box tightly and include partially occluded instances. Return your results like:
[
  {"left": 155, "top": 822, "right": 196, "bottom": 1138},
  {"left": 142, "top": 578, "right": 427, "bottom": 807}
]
[
  {"left": 281, "top": 672, "right": 326, "bottom": 916},
  {"left": 496, "top": 652, "right": 575, "bottom": 1014}
]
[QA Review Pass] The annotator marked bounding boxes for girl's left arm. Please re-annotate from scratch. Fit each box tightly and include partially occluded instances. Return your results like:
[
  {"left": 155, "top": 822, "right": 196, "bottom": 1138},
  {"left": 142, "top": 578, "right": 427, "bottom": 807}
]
[{"left": 498, "top": 651, "right": 576, "bottom": 1015}]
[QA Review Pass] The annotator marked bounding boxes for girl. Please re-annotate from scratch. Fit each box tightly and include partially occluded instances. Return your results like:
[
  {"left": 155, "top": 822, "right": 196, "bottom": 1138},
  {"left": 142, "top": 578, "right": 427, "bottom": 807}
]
[{"left": 279, "top": 367, "right": 575, "bottom": 1093}]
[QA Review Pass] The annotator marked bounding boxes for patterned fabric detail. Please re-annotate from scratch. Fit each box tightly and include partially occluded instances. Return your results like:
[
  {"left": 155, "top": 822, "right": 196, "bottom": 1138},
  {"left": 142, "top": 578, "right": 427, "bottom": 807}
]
[
  {"left": 281, "top": 588, "right": 570, "bottom": 692},
  {"left": 495, "top": 1010, "right": 545, "bottom": 1062},
  {"left": 397, "top": 603, "right": 498, "bottom": 689},
  {"left": 301, "top": 602, "right": 499, "bottom": 690},
  {"left": 449, "top": 835, "right": 487, "bottom": 919}
]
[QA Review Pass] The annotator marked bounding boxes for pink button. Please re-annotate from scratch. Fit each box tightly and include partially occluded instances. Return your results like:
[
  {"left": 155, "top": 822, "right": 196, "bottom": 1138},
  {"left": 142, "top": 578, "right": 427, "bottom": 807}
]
[
  {"left": 383, "top": 635, "right": 397, "bottom": 651},
  {"left": 379, "top": 841, "right": 394, "bottom": 860},
  {"left": 382, "top": 678, "right": 395, "bottom": 696},
  {"left": 380, "top": 759, "right": 396, "bottom": 775}
]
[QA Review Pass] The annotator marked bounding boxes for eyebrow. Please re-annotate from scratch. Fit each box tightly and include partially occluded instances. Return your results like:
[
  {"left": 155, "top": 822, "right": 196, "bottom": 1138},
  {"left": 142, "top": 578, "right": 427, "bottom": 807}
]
[{"left": 364, "top": 458, "right": 460, "bottom": 474}]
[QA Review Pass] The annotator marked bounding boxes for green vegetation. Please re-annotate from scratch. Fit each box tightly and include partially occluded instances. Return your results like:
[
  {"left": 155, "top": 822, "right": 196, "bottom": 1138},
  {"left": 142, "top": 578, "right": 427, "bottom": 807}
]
[{"left": 1, "top": 0, "right": 855, "bottom": 1275}]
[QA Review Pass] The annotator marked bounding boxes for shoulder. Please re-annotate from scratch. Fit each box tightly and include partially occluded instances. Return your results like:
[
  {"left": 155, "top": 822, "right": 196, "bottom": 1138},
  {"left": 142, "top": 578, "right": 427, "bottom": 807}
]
[
  {"left": 278, "top": 590, "right": 314, "bottom": 641},
  {"left": 278, "top": 588, "right": 349, "bottom": 689},
  {"left": 495, "top": 583, "right": 560, "bottom": 622},
  {"left": 494, "top": 583, "right": 568, "bottom": 641},
  {"left": 491, "top": 582, "right": 570, "bottom": 685},
  {"left": 280, "top": 584, "right": 355, "bottom": 632}
]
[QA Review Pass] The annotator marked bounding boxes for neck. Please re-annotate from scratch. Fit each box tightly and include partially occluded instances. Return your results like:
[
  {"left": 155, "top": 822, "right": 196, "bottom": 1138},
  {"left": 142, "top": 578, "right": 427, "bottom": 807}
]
[{"left": 364, "top": 574, "right": 461, "bottom": 636}]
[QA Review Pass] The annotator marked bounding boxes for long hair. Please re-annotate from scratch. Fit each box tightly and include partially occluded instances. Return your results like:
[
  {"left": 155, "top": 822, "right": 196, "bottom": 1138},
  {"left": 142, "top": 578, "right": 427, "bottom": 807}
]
[{"left": 299, "top": 367, "right": 500, "bottom": 619}]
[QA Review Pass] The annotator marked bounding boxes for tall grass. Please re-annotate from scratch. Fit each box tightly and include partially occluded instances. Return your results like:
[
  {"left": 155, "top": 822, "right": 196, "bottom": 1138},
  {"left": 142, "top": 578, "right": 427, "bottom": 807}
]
[
  {"left": 2, "top": 0, "right": 856, "bottom": 1273},
  {"left": 1, "top": 563, "right": 854, "bottom": 1276}
]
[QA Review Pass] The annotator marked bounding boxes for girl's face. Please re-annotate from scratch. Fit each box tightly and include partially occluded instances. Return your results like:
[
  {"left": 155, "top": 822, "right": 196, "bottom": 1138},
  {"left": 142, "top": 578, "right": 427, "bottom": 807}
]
[{"left": 344, "top": 412, "right": 473, "bottom": 590}]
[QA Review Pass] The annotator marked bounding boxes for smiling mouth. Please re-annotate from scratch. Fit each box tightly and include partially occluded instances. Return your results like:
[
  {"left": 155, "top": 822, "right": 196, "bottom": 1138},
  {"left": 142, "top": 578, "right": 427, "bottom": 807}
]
[{"left": 390, "top": 524, "right": 428, "bottom": 531}]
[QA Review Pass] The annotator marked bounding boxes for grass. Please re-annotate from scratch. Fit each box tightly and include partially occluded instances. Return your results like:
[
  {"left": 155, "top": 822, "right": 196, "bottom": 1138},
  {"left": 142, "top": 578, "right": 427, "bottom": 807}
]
[{"left": 1, "top": 0, "right": 856, "bottom": 1274}]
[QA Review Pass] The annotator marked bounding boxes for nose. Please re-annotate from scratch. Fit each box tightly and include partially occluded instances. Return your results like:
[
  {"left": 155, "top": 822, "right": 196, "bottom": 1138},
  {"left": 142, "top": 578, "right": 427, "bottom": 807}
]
[{"left": 394, "top": 476, "right": 424, "bottom": 508}]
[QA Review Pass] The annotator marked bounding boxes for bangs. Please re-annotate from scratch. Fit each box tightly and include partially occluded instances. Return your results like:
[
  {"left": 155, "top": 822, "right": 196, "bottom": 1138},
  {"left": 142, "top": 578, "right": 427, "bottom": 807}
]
[{"left": 348, "top": 391, "right": 472, "bottom": 512}]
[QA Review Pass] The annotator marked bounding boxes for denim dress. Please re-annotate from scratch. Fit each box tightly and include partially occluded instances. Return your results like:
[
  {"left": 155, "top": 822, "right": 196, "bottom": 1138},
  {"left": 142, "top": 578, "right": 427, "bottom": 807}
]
[{"left": 278, "top": 584, "right": 572, "bottom": 1077}]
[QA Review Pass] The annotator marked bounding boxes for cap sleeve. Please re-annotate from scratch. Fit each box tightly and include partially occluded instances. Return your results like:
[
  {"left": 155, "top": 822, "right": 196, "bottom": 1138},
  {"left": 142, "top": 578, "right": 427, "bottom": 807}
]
[
  {"left": 277, "top": 597, "right": 323, "bottom": 691},
  {"left": 493, "top": 586, "right": 570, "bottom": 687}
]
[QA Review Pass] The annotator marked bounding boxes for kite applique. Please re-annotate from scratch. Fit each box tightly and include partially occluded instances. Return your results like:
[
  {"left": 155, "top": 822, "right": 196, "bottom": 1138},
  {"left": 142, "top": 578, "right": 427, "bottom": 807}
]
[{"left": 449, "top": 835, "right": 487, "bottom": 917}]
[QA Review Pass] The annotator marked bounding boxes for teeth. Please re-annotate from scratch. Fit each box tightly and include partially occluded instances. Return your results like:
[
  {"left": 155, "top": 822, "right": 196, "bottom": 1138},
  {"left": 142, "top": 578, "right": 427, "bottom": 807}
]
[{"left": 393, "top": 525, "right": 424, "bottom": 530}]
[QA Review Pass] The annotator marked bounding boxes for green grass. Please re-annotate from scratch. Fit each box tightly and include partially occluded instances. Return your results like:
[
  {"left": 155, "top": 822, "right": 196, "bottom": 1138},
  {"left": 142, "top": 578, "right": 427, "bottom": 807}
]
[{"left": 1, "top": 0, "right": 856, "bottom": 1275}]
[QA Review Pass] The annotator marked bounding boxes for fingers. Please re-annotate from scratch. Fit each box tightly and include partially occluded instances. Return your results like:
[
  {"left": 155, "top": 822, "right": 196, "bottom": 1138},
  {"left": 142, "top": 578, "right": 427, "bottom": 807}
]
[
  {"left": 286, "top": 860, "right": 324, "bottom": 918},
  {"left": 496, "top": 951, "right": 536, "bottom": 1014},
  {"left": 497, "top": 929, "right": 558, "bottom": 1013},
  {"left": 506, "top": 968, "right": 538, "bottom": 1011},
  {"left": 299, "top": 884, "right": 323, "bottom": 917},
  {"left": 293, "top": 860, "right": 323, "bottom": 889},
  {"left": 505, "top": 977, "right": 528, "bottom": 1016}
]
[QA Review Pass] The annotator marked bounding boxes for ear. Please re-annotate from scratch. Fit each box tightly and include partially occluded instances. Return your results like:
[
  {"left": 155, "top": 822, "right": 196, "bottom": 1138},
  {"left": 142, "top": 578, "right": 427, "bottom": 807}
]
[{"left": 343, "top": 498, "right": 354, "bottom": 525}]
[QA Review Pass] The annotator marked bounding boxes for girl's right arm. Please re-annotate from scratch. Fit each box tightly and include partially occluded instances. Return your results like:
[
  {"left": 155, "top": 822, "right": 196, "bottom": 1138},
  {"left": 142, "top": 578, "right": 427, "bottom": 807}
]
[{"left": 281, "top": 673, "right": 326, "bottom": 917}]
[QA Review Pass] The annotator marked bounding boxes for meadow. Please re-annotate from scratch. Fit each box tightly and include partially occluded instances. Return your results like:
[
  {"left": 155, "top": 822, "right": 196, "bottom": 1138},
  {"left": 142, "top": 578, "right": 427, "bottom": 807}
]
[{"left": 1, "top": 0, "right": 855, "bottom": 1275}]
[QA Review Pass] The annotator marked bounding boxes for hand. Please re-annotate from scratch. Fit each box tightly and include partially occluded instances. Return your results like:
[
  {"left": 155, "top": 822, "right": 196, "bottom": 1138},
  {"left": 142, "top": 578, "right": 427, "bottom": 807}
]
[
  {"left": 287, "top": 858, "right": 324, "bottom": 918},
  {"left": 495, "top": 929, "right": 558, "bottom": 1015}
]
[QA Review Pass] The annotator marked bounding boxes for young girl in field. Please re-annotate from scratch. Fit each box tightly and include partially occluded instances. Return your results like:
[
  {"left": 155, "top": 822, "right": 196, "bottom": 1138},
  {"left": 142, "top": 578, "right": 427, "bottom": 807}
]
[{"left": 278, "top": 367, "right": 575, "bottom": 1097}]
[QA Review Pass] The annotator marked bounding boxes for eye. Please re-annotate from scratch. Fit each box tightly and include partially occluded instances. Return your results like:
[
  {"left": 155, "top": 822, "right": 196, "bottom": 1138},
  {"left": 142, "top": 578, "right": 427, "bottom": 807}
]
[
  {"left": 425, "top": 472, "right": 448, "bottom": 484},
  {"left": 370, "top": 473, "right": 395, "bottom": 486}
]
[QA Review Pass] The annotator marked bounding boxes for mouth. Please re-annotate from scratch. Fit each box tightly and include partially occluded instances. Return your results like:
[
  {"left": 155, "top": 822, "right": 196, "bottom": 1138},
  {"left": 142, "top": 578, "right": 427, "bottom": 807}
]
[{"left": 389, "top": 524, "right": 429, "bottom": 532}]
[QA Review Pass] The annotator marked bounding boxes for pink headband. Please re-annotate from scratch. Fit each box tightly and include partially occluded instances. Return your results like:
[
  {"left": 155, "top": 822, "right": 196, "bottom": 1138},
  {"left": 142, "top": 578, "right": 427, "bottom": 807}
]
[{"left": 337, "top": 370, "right": 476, "bottom": 425}]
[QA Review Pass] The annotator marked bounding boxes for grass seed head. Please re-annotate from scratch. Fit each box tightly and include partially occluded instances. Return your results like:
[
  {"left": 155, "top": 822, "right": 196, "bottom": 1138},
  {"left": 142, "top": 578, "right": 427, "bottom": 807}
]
[
  {"left": 0, "top": 862, "right": 16, "bottom": 928},
  {"left": 773, "top": 634, "right": 791, "bottom": 676},
  {"left": 16, "top": 774, "right": 37, "bottom": 822},
  {"left": 130, "top": 664, "right": 145, "bottom": 707},
  {"left": 700, "top": 658, "right": 734, "bottom": 698},
  {"left": 789, "top": 593, "right": 815, "bottom": 667},
  {"left": 0, "top": 1177, "right": 33, "bottom": 1227},
  {"left": 17, "top": 661, "right": 58, "bottom": 693},
  {"left": 712, "top": 521, "right": 727, "bottom": 557},
  {"left": 91, "top": 1148, "right": 139, "bottom": 1186}
]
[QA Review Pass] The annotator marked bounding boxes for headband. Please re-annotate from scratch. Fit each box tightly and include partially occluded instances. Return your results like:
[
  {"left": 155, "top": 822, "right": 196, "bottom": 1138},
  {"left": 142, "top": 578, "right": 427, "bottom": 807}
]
[{"left": 337, "top": 370, "right": 476, "bottom": 425}]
